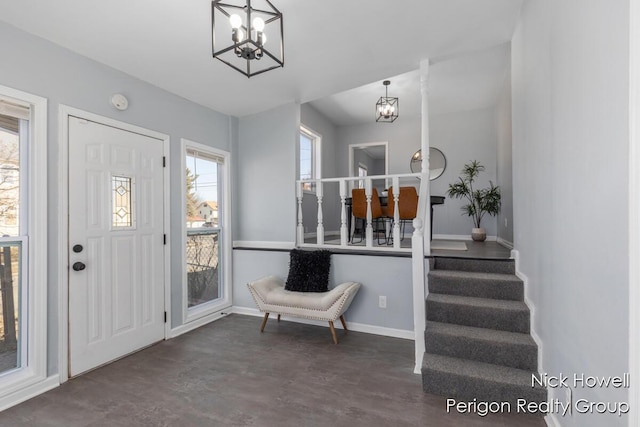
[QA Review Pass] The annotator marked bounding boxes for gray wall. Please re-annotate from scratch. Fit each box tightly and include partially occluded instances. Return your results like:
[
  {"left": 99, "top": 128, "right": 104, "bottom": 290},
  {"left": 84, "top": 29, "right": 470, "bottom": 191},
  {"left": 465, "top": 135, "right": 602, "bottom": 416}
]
[
  {"left": 0, "top": 22, "right": 233, "bottom": 374},
  {"left": 337, "top": 117, "right": 421, "bottom": 178},
  {"left": 233, "top": 249, "right": 415, "bottom": 332},
  {"left": 235, "top": 103, "right": 298, "bottom": 243},
  {"left": 428, "top": 108, "right": 499, "bottom": 237},
  {"left": 512, "top": 1, "right": 629, "bottom": 426},
  {"left": 336, "top": 111, "right": 501, "bottom": 237},
  {"left": 496, "top": 70, "right": 514, "bottom": 244}
]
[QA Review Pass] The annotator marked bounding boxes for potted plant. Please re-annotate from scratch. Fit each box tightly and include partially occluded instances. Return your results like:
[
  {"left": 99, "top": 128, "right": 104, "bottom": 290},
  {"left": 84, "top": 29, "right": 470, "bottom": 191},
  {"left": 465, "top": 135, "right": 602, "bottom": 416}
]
[{"left": 446, "top": 160, "right": 501, "bottom": 242}]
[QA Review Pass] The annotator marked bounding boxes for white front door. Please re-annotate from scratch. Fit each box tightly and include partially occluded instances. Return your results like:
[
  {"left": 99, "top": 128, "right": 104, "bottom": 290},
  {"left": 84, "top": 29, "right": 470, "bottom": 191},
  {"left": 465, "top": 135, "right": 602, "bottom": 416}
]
[{"left": 68, "top": 116, "right": 165, "bottom": 377}]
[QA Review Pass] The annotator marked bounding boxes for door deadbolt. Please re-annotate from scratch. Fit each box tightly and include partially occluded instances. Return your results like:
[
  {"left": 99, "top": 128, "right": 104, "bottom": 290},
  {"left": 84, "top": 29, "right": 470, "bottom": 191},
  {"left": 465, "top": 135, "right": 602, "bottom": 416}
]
[{"left": 72, "top": 244, "right": 83, "bottom": 253}]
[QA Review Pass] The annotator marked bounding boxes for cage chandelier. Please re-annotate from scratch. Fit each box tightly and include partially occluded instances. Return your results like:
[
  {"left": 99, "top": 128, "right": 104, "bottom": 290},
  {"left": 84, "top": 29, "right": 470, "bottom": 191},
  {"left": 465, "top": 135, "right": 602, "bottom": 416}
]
[
  {"left": 376, "top": 80, "right": 399, "bottom": 123},
  {"left": 211, "top": 0, "right": 284, "bottom": 78}
]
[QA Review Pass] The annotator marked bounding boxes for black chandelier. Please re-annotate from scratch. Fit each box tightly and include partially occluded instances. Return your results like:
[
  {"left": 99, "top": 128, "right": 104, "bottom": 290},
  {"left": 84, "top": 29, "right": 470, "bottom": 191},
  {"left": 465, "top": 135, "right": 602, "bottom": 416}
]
[
  {"left": 376, "top": 80, "right": 399, "bottom": 123},
  {"left": 211, "top": 0, "right": 284, "bottom": 78}
]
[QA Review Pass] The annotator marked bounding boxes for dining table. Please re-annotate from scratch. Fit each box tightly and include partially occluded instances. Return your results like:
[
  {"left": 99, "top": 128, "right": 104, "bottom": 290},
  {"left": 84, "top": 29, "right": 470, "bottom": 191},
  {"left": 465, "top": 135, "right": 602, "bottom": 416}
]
[{"left": 345, "top": 194, "right": 445, "bottom": 241}]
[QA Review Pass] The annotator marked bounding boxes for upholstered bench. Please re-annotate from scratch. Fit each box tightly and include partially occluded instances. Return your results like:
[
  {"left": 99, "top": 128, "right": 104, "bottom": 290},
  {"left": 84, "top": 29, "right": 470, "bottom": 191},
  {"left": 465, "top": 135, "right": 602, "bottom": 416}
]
[{"left": 247, "top": 275, "right": 361, "bottom": 344}]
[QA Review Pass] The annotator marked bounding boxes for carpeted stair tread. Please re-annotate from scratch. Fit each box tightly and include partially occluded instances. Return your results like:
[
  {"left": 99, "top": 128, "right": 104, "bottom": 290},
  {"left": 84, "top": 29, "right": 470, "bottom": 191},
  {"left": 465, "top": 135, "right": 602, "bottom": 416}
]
[
  {"left": 427, "top": 293, "right": 528, "bottom": 311},
  {"left": 426, "top": 321, "right": 535, "bottom": 346},
  {"left": 433, "top": 257, "right": 515, "bottom": 275},
  {"left": 427, "top": 294, "right": 529, "bottom": 333},
  {"left": 422, "top": 353, "right": 547, "bottom": 408},
  {"left": 428, "top": 270, "right": 523, "bottom": 301},
  {"left": 425, "top": 321, "right": 537, "bottom": 370}
]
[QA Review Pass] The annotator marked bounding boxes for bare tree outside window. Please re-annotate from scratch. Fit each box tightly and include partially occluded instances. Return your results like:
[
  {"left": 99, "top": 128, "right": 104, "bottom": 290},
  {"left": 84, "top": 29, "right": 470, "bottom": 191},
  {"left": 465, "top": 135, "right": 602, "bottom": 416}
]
[{"left": 0, "top": 121, "right": 21, "bottom": 373}]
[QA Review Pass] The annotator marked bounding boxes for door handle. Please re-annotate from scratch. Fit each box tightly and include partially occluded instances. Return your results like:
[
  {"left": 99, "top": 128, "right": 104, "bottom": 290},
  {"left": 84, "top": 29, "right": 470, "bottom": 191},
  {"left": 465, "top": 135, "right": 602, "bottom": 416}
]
[{"left": 72, "top": 262, "right": 86, "bottom": 271}]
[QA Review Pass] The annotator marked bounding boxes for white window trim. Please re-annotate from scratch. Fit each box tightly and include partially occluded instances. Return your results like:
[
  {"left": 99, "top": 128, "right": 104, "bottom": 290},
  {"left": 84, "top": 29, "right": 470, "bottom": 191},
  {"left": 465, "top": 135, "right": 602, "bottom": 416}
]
[
  {"left": 57, "top": 106, "right": 171, "bottom": 384},
  {"left": 181, "top": 139, "right": 232, "bottom": 324},
  {"left": 300, "top": 125, "right": 322, "bottom": 193},
  {"left": 0, "top": 85, "right": 49, "bottom": 409}
]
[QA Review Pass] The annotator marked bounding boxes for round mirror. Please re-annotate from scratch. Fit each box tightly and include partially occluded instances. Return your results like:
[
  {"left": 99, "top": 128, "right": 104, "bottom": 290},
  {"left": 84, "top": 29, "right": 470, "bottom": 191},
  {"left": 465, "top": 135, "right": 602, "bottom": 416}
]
[{"left": 410, "top": 147, "right": 446, "bottom": 180}]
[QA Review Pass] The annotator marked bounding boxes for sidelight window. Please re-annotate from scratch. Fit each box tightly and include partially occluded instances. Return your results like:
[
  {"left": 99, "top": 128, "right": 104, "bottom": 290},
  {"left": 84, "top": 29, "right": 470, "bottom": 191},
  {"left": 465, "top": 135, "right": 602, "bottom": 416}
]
[
  {"left": 182, "top": 140, "right": 231, "bottom": 323},
  {"left": 0, "top": 86, "right": 47, "bottom": 406}
]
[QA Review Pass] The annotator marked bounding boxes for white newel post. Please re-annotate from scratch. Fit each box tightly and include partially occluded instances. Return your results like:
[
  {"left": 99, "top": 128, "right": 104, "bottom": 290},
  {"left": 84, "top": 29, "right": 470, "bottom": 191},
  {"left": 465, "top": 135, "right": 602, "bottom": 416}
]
[
  {"left": 392, "top": 176, "right": 400, "bottom": 248},
  {"left": 316, "top": 179, "right": 324, "bottom": 245},
  {"left": 364, "top": 178, "right": 373, "bottom": 247},
  {"left": 296, "top": 182, "right": 304, "bottom": 245},
  {"left": 411, "top": 58, "right": 430, "bottom": 374},
  {"left": 339, "top": 180, "right": 348, "bottom": 246}
]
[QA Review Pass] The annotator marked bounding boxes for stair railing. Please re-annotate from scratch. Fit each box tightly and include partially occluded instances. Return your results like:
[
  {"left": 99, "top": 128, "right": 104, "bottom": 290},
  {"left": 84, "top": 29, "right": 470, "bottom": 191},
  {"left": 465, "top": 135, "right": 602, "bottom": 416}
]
[{"left": 296, "top": 174, "right": 420, "bottom": 251}]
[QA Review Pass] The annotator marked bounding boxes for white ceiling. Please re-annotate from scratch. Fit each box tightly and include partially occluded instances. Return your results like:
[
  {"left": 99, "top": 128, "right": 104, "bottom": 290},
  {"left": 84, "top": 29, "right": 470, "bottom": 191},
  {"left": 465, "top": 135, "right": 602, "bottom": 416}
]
[
  {"left": 0, "top": 0, "right": 523, "bottom": 118},
  {"left": 309, "top": 43, "right": 512, "bottom": 127}
]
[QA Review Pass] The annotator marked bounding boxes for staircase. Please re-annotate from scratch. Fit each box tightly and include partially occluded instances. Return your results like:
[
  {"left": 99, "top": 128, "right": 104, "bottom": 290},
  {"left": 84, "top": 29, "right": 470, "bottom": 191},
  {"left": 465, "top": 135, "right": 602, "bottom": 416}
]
[{"left": 422, "top": 257, "right": 547, "bottom": 408}]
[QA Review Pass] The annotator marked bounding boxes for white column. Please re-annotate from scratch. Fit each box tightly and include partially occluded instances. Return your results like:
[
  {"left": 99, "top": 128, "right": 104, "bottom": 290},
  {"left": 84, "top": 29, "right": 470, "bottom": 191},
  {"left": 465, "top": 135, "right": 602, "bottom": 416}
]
[
  {"left": 392, "top": 176, "right": 400, "bottom": 248},
  {"left": 339, "top": 180, "right": 348, "bottom": 246},
  {"left": 365, "top": 178, "right": 373, "bottom": 247},
  {"left": 296, "top": 182, "right": 304, "bottom": 245},
  {"left": 316, "top": 179, "right": 324, "bottom": 245},
  {"left": 411, "top": 58, "right": 430, "bottom": 374},
  {"left": 420, "top": 59, "right": 431, "bottom": 253}
]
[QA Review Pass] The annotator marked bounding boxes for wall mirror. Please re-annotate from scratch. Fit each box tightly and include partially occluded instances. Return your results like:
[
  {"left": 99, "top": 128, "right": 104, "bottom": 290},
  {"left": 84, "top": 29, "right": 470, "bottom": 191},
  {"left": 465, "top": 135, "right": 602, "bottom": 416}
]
[
  {"left": 410, "top": 147, "right": 446, "bottom": 180},
  {"left": 348, "top": 142, "right": 389, "bottom": 189}
]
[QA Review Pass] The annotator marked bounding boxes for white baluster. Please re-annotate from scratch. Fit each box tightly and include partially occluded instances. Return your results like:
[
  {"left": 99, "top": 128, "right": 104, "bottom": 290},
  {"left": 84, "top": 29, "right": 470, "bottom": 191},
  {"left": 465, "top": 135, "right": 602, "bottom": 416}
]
[
  {"left": 316, "top": 179, "right": 324, "bottom": 245},
  {"left": 392, "top": 176, "right": 401, "bottom": 248},
  {"left": 339, "top": 180, "right": 348, "bottom": 246},
  {"left": 365, "top": 178, "right": 373, "bottom": 247},
  {"left": 296, "top": 182, "right": 304, "bottom": 245}
]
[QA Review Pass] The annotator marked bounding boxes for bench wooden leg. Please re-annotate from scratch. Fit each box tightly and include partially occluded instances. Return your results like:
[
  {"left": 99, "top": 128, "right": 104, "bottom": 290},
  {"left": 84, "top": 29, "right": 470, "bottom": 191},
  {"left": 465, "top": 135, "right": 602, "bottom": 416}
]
[
  {"left": 277, "top": 314, "right": 281, "bottom": 322},
  {"left": 260, "top": 313, "right": 270, "bottom": 332},
  {"left": 339, "top": 315, "right": 348, "bottom": 331},
  {"left": 328, "top": 321, "right": 338, "bottom": 344}
]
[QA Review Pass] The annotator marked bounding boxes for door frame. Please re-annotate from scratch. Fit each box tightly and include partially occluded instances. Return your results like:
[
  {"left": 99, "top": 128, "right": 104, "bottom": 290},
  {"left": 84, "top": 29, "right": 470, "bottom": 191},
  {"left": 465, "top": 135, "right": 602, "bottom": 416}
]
[
  {"left": 58, "top": 106, "right": 171, "bottom": 383},
  {"left": 629, "top": 0, "right": 640, "bottom": 423}
]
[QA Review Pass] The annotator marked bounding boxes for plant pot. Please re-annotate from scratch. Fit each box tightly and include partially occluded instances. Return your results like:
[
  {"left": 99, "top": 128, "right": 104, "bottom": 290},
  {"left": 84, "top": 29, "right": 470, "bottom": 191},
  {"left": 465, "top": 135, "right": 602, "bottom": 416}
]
[{"left": 471, "top": 227, "right": 487, "bottom": 242}]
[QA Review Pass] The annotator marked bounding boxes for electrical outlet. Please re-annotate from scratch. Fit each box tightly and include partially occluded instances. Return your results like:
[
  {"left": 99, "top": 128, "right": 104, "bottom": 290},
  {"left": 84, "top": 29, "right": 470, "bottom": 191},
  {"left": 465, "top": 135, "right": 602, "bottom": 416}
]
[{"left": 379, "top": 296, "right": 387, "bottom": 309}]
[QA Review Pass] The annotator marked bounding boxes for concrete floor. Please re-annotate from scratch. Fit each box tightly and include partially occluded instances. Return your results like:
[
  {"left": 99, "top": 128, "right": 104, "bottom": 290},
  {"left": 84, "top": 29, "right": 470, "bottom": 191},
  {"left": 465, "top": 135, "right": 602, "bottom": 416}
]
[{"left": 0, "top": 315, "right": 545, "bottom": 426}]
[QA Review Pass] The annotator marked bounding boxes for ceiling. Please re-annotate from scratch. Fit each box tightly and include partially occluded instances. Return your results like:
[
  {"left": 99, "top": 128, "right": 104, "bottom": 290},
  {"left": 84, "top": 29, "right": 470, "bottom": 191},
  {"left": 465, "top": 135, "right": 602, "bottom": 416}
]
[
  {"left": 309, "top": 43, "right": 512, "bottom": 127},
  {"left": 0, "top": 0, "right": 524, "bottom": 118}
]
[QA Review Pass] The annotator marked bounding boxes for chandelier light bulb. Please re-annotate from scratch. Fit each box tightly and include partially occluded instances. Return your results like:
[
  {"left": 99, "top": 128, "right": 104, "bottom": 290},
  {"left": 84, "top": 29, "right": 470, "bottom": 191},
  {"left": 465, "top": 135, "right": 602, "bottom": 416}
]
[
  {"left": 253, "top": 17, "right": 265, "bottom": 32},
  {"left": 229, "top": 14, "right": 242, "bottom": 29}
]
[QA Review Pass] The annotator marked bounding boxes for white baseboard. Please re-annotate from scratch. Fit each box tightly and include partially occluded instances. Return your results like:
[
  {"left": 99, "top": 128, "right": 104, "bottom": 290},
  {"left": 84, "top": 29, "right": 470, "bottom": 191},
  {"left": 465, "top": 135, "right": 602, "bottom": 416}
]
[
  {"left": 0, "top": 375, "right": 59, "bottom": 412},
  {"left": 231, "top": 306, "right": 414, "bottom": 340},
  {"left": 511, "top": 249, "right": 544, "bottom": 374},
  {"left": 497, "top": 237, "right": 514, "bottom": 249},
  {"left": 432, "top": 234, "right": 497, "bottom": 242},
  {"left": 513, "top": 250, "right": 556, "bottom": 424},
  {"left": 233, "top": 241, "right": 295, "bottom": 250},
  {"left": 169, "top": 310, "right": 231, "bottom": 338}
]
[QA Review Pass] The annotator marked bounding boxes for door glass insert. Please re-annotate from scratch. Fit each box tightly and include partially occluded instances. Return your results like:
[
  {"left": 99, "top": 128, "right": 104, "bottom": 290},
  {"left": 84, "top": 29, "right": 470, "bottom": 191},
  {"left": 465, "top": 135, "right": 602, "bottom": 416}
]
[{"left": 112, "top": 175, "right": 133, "bottom": 228}]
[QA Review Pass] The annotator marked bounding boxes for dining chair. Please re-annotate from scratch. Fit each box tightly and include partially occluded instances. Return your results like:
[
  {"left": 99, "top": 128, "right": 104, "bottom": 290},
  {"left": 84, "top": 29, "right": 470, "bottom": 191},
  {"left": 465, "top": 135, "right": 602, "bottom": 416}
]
[
  {"left": 386, "top": 186, "right": 419, "bottom": 242},
  {"left": 351, "top": 188, "right": 387, "bottom": 244}
]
